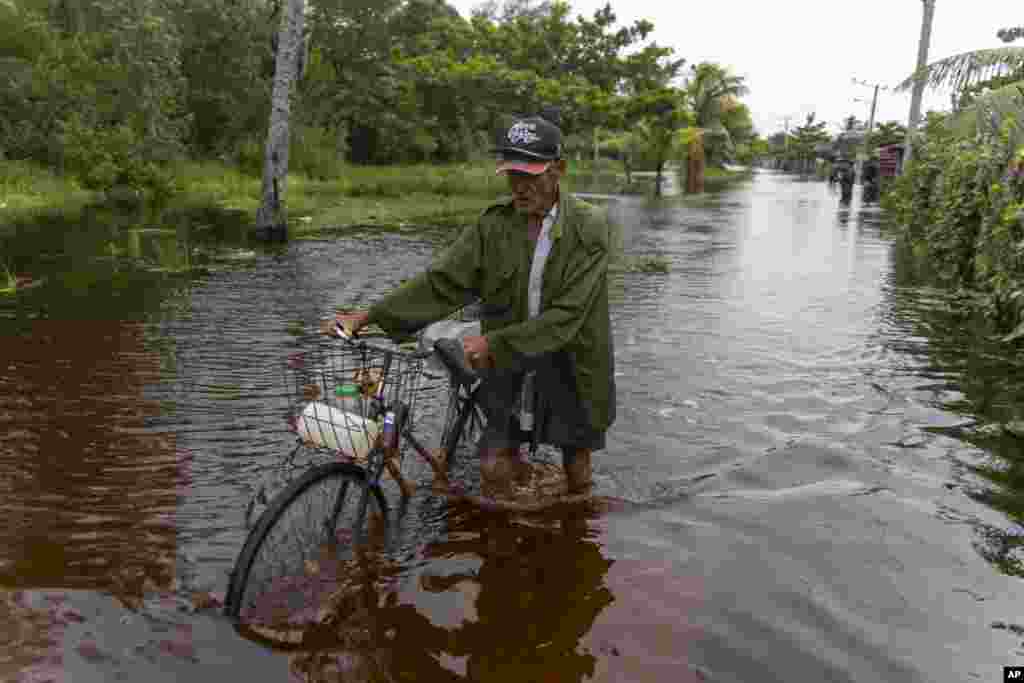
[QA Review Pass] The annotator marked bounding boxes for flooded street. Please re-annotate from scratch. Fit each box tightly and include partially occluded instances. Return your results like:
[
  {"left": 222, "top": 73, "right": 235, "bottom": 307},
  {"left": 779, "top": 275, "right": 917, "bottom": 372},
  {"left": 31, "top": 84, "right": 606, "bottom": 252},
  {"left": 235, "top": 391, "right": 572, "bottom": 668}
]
[{"left": 2, "top": 170, "right": 1023, "bottom": 681}]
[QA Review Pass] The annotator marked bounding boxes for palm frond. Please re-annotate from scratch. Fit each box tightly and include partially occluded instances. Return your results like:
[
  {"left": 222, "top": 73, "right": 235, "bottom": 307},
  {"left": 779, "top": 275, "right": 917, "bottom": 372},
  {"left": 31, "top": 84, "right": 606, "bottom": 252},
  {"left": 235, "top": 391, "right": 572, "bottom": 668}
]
[
  {"left": 896, "top": 46, "right": 1024, "bottom": 93},
  {"left": 946, "top": 79, "right": 1024, "bottom": 147}
]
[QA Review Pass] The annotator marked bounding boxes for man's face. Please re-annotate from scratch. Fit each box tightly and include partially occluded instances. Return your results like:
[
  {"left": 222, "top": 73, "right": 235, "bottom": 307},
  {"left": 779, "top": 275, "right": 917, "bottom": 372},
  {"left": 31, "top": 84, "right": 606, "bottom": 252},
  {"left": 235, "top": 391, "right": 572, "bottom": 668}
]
[{"left": 506, "top": 160, "right": 565, "bottom": 216}]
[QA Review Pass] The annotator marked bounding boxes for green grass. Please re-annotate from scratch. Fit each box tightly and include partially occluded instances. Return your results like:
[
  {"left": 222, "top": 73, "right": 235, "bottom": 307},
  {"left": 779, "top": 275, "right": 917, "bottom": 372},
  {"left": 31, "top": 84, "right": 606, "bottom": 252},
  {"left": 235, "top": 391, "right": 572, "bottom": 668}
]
[
  {"left": 0, "top": 262, "right": 15, "bottom": 295},
  {"left": 172, "top": 160, "right": 505, "bottom": 234},
  {"left": 0, "top": 160, "right": 93, "bottom": 229}
]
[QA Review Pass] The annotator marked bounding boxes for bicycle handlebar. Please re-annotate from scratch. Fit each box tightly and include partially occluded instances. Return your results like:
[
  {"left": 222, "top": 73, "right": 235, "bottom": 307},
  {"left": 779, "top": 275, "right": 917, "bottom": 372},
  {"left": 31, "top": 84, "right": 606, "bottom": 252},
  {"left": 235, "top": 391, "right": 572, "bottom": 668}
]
[
  {"left": 433, "top": 338, "right": 479, "bottom": 387},
  {"left": 331, "top": 319, "right": 433, "bottom": 360}
]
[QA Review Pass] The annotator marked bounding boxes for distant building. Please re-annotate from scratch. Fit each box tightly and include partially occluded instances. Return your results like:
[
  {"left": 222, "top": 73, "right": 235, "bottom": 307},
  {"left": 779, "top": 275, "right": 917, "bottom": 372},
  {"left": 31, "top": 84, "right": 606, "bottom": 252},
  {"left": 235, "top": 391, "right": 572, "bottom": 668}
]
[{"left": 878, "top": 144, "right": 905, "bottom": 177}]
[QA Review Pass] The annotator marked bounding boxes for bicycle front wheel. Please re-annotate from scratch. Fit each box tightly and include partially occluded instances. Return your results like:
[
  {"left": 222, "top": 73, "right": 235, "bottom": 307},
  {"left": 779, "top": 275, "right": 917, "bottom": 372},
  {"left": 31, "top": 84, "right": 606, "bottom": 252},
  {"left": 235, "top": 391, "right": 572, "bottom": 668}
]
[{"left": 225, "top": 461, "right": 388, "bottom": 630}]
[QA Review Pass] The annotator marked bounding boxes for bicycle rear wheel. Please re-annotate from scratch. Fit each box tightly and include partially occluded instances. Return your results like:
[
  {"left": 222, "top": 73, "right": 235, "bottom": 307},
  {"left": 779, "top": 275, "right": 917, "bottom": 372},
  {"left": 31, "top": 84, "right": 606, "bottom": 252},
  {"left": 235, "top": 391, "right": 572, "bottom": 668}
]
[{"left": 225, "top": 461, "right": 388, "bottom": 633}]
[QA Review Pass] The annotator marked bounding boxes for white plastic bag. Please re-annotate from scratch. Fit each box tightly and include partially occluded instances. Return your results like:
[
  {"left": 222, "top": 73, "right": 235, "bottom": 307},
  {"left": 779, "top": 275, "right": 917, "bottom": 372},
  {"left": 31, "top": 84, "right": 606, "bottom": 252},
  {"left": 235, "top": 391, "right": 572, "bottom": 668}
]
[{"left": 296, "top": 401, "right": 380, "bottom": 461}]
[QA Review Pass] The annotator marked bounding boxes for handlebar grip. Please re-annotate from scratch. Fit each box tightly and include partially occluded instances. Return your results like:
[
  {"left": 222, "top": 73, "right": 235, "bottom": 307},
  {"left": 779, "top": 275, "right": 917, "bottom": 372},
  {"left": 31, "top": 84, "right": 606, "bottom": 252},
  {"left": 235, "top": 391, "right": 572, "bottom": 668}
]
[
  {"left": 334, "top": 320, "right": 358, "bottom": 342},
  {"left": 434, "top": 338, "right": 479, "bottom": 387}
]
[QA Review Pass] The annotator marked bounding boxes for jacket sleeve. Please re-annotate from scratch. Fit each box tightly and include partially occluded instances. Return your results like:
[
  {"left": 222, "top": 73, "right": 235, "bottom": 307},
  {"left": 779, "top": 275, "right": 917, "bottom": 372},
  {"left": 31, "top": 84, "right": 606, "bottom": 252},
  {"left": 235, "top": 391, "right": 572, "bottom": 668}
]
[
  {"left": 367, "top": 221, "right": 484, "bottom": 336},
  {"left": 486, "top": 241, "right": 608, "bottom": 372}
]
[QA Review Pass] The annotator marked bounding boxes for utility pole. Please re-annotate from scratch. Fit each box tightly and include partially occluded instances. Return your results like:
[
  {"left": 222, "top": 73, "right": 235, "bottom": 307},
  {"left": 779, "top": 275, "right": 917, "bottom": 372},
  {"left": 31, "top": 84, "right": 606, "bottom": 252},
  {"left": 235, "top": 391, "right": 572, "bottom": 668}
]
[
  {"left": 852, "top": 79, "right": 888, "bottom": 181},
  {"left": 782, "top": 116, "right": 790, "bottom": 172},
  {"left": 852, "top": 78, "right": 887, "bottom": 135},
  {"left": 905, "top": 0, "right": 936, "bottom": 165}
]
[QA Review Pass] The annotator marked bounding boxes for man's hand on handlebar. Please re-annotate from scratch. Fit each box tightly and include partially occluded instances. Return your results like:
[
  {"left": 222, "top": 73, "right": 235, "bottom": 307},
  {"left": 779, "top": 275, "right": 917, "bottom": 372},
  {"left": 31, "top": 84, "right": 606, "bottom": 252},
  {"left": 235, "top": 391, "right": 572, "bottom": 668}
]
[{"left": 335, "top": 311, "right": 370, "bottom": 337}]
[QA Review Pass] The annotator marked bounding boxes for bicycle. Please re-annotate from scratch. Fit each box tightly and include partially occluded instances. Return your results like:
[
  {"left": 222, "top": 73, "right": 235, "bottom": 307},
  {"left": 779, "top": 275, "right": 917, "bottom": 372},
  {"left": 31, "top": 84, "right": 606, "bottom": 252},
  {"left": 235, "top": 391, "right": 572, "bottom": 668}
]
[
  {"left": 223, "top": 310, "right": 491, "bottom": 622},
  {"left": 224, "top": 313, "right": 591, "bottom": 631}
]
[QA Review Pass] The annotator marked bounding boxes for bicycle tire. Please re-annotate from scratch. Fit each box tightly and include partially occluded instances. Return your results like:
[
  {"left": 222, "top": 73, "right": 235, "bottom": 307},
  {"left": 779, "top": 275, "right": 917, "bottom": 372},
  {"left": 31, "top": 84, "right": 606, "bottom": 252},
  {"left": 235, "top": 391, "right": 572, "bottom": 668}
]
[{"left": 225, "top": 461, "right": 388, "bottom": 628}]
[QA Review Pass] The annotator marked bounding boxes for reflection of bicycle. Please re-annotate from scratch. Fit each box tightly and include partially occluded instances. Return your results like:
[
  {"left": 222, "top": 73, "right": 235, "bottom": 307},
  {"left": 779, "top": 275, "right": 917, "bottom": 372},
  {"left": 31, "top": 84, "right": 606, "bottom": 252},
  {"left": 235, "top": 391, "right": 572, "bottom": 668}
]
[
  {"left": 224, "top": 314, "right": 492, "bottom": 625},
  {"left": 229, "top": 494, "right": 612, "bottom": 681}
]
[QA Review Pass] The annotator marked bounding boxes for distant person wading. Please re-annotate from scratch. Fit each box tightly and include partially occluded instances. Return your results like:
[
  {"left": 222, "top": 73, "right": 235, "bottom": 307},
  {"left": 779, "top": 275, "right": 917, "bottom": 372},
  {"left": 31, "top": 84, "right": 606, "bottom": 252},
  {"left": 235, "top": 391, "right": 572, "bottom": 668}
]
[{"left": 337, "top": 108, "right": 616, "bottom": 495}]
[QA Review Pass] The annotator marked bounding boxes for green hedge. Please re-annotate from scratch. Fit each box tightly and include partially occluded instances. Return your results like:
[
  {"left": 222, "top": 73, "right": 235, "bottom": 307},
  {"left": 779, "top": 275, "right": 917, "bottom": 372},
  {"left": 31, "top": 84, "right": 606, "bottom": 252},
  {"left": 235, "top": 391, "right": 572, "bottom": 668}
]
[{"left": 884, "top": 112, "right": 1024, "bottom": 338}]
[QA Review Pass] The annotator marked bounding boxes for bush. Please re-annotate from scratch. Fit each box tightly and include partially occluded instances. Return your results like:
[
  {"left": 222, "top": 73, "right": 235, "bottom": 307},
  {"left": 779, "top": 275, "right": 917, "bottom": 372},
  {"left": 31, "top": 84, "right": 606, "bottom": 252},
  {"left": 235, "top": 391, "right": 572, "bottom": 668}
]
[
  {"left": 58, "top": 116, "right": 178, "bottom": 200},
  {"left": 885, "top": 111, "right": 1024, "bottom": 335},
  {"left": 290, "top": 125, "right": 348, "bottom": 181}
]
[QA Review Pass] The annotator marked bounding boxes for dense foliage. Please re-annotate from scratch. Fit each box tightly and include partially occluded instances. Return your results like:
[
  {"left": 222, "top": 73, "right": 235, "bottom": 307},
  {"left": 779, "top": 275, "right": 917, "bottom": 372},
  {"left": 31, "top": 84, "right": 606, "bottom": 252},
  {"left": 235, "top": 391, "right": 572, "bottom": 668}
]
[
  {"left": 0, "top": 0, "right": 762, "bottom": 198},
  {"left": 884, "top": 111, "right": 1024, "bottom": 338},
  {"left": 884, "top": 21, "right": 1024, "bottom": 338}
]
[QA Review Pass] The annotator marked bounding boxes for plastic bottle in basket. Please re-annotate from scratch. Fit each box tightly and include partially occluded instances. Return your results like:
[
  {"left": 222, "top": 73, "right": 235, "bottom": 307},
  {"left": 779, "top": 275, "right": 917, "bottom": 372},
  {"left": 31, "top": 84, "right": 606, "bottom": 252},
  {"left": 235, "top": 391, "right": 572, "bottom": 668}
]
[
  {"left": 296, "top": 401, "right": 380, "bottom": 462},
  {"left": 332, "top": 383, "right": 369, "bottom": 416}
]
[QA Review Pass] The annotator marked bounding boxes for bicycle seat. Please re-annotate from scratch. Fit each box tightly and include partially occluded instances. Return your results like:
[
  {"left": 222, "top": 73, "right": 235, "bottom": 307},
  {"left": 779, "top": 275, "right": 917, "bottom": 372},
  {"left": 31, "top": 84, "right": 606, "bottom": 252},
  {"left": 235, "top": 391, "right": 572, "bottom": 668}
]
[{"left": 434, "top": 338, "right": 479, "bottom": 388}]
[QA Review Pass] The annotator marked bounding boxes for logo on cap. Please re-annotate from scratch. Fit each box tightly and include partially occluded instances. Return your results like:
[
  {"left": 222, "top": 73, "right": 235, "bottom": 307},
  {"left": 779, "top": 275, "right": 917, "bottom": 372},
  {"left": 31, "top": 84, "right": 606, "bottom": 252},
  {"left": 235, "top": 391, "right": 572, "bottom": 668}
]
[{"left": 507, "top": 122, "right": 541, "bottom": 146}]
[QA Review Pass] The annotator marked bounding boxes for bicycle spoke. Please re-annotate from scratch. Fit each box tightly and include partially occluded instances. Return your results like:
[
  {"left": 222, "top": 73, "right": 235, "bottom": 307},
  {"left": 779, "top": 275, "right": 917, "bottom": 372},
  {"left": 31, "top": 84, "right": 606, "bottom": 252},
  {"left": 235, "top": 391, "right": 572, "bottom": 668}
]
[{"left": 229, "top": 466, "right": 385, "bottom": 629}]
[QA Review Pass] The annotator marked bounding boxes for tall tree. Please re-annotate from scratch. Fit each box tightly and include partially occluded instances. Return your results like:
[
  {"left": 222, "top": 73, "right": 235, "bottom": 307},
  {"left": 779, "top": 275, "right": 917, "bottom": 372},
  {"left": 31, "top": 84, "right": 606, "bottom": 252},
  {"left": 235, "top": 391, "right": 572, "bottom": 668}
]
[
  {"left": 788, "top": 113, "right": 831, "bottom": 173},
  {"left": 685, "top": 62, "right": 749, "bottom": 167},
  {"left": 623, "top": 88, "right": 691, "bottom": 196},
  {"left": 256, "top": 0, "right": 305, "bottom": 235}
]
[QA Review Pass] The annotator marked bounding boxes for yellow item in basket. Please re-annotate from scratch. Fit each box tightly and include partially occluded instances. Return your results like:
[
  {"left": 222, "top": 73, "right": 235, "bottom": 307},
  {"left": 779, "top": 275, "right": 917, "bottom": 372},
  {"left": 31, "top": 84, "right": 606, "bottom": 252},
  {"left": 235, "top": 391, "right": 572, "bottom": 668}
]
[
  {"left": 353, "top": 368, "right": 383, "bottom": 397},
  {"left": 297, "top": 401, "right": 380, "bottom": 461}
]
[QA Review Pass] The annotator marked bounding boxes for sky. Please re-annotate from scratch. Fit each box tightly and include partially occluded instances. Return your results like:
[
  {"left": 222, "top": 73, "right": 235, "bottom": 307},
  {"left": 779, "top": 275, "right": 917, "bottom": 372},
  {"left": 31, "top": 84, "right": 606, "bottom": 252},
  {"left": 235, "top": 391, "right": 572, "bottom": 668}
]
[{"left": 445, "top": 0, "right": 1022, "bottom": 136}]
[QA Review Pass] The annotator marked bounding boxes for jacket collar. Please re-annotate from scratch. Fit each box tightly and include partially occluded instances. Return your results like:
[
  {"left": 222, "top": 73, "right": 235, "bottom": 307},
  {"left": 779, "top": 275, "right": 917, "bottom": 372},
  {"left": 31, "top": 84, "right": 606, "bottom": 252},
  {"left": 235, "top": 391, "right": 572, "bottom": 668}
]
[{"left": 550, "top": 190, "right": 569, "bottom": 241}]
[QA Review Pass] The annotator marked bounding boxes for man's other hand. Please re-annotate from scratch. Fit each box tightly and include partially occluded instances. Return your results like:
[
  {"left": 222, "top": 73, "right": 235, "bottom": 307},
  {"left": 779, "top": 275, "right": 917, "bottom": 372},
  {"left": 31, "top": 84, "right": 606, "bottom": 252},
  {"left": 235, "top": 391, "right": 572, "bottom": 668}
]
[{"left": 462, "top": 335, "right": 492, "bottom": 370}]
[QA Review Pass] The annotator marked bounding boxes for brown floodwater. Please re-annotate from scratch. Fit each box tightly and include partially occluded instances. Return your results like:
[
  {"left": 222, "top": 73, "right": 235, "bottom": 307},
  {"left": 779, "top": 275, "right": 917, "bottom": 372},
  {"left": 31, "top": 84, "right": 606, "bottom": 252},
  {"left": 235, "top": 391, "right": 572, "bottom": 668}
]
[{"left": 1, "top": 172, "right": 1023, "bottom": 682}]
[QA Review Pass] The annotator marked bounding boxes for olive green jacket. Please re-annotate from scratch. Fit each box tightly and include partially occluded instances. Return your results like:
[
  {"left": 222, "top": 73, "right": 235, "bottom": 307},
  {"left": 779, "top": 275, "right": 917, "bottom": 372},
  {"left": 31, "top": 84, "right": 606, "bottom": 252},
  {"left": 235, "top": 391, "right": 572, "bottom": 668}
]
[{"left": 367, "top": 191, "right": 616, "bottom": 434}]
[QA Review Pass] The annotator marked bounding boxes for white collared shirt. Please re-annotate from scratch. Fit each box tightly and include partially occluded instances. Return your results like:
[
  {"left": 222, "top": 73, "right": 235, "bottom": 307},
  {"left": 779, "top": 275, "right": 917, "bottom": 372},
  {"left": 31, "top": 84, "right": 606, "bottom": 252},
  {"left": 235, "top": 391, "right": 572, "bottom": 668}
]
[{"left": 520, "top": 202, "right": 558, "bottom": 432}]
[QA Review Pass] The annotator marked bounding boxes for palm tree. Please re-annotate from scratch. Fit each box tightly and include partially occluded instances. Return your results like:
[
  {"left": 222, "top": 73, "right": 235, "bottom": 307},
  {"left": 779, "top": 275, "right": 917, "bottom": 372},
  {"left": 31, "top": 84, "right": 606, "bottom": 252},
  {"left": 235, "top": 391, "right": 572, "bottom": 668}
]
[
  {"left": 686, "top": 62, "right": 749, "bottom": 128},
  {"left": 867, "top": 121, "right": 907, "bottom": 150},
  {"left": 895, "top": 25, "right": 1024, "bottom": 144},
  {"left": 895, "top": 45, "right": 1024, "bottom": 95},
  {"left": 685, "top": 62, "right": 749, "bottom": 167}
]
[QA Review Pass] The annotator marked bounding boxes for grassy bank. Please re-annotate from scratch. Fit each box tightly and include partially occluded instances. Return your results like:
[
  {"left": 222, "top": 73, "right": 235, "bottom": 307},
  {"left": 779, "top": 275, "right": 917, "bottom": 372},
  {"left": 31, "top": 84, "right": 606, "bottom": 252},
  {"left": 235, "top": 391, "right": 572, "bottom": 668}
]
[
  {"left": 174, "top": 161, "right": 505, "bottom": 235},
  {"left": 0, "top": 160, "right": 93, "bottom": 220},
  {"left": 0, "top": 158, "right": 643, "bottom": 237},
  {"left": 0, "top": 158, "right": 745, "bottom": 240},
  {"left": 0, "top": 159, "right": 509, "bottom": 236}
]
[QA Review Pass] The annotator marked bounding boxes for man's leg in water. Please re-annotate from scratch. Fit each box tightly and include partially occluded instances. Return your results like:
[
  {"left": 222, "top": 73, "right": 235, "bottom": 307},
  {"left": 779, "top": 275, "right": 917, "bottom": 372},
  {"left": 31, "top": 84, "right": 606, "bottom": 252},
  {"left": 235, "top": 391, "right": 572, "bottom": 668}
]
[
  {"left": 562, "top": 447, "right": 593, "bottom": 494},
  {"left": 474, "top": 368, "right": 531, "bottom": 492}
]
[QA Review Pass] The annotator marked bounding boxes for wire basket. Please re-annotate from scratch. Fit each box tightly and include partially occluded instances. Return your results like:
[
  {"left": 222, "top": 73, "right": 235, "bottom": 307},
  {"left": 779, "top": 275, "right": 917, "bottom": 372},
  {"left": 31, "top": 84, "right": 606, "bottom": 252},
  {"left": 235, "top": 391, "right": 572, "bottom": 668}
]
[{"left": 282, "top": 334, "right": 427, "bottom": 467}]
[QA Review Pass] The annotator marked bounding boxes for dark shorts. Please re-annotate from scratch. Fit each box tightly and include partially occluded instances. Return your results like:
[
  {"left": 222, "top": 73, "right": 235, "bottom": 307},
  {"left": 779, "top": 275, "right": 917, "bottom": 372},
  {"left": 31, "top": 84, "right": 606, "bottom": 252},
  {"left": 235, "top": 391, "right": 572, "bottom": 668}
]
[{"left": 474, "top": 355, "right": 605, "bottom": 456}]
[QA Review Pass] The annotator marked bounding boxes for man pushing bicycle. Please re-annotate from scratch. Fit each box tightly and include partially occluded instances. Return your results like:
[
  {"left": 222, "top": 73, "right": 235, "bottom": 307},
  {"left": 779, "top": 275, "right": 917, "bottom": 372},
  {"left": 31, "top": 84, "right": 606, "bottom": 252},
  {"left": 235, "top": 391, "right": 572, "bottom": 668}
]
[{"left": 338, "top": 108, "right": 616, "bottom": 496}]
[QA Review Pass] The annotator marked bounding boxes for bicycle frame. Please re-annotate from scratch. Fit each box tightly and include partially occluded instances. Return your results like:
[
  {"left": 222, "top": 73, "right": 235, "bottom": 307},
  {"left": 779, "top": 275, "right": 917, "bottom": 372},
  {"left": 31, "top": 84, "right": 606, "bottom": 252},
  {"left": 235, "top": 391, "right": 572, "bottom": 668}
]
[{"left": 332, "top": 321, "right": 450, "bottom": 542}]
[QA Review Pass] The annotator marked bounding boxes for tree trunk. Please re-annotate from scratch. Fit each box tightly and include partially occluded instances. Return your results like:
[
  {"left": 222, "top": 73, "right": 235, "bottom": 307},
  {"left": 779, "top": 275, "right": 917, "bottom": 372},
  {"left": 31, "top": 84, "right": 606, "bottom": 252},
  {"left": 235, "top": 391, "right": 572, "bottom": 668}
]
[
  {"left": 255, "top": 0, "right": 305, "bottom": 239},
  {"left": 654, "top": 158, "right": 664, "bottom": 198},
  {"left": 686, "top": 137, "right": 705, "bottom": 194}
]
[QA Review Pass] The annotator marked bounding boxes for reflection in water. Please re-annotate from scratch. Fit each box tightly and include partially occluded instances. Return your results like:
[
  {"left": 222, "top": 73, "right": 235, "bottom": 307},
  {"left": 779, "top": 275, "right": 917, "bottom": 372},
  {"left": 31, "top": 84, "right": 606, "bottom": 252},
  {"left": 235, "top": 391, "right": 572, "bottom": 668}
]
[
  {"left": 239, "top": 509, "right": 620, "bottom": 681},
  {"left": 0, "top": 321, "right": 178, "bottom": 597},
  {"left": 256, "top": 506, "right": 706, "bottom": 682},
  {"left": 413, "top": 511, "right": 613, "bottom": 680},
  {"left": 884, "top": 241, "right": 1024, "bottom": 575},
  {"left": 0, "top": 319, "right": 179, "bottom": 678}
]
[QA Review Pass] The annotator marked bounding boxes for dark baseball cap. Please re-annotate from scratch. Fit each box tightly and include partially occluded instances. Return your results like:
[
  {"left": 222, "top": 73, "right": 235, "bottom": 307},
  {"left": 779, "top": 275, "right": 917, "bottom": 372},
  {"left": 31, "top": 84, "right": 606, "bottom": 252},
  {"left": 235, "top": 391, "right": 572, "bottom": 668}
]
[{"left": 493, "top": 114, "right": 562, "bottom": 175}]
